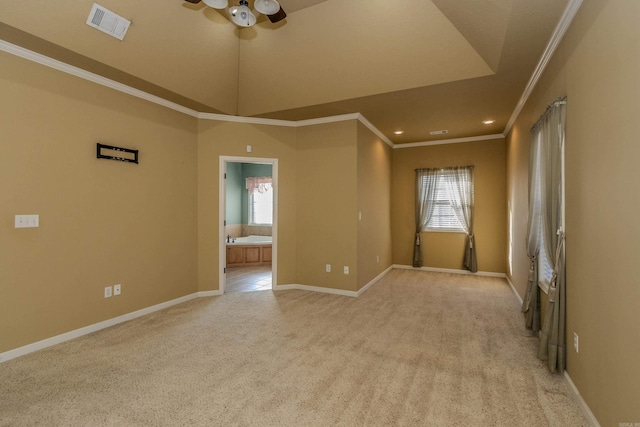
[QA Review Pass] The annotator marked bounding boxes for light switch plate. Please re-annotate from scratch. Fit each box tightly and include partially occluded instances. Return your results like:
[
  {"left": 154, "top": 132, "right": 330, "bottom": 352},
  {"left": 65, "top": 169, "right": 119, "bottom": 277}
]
[{"left": 15, "top": 215, "right": 39, "bottom": 228}]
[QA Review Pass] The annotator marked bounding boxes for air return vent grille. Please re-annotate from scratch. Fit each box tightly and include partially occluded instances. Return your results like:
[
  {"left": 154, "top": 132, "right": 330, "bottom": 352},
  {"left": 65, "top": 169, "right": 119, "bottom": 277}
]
[{"left": 86, "top": 3, "right": 130, "bottom": 40}]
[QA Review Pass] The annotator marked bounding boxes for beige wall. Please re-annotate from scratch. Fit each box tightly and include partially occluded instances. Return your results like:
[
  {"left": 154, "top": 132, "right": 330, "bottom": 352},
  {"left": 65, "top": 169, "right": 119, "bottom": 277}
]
[
  {"left": 1, "top": 68, "right": 380, "bottom": 354},
  {"left": 198, "top": 120, "right": 386, "bottom": 294},
  {"left": 0, "top": 2, "right": 240, "bottom": 114},
  {"left": 197, "top": 121, "right": 298, "bottom": 291},
  {"left": 505, "top": 0, "right": 640, "bottom": 424},
  {"left": 391, "top": 139, "right": 506, "bottom": 273},
  {"left": 0, "top": 52, "right": 198, "bottom": 353},
  {"left": 296, "top": 121, "right": 358, "bottom": 291},
  {"left": 505, "top": 124, "right": 529, "bottom": 290},
  {"left": 3, "top": 1, "right": 638, "bottom": 423},
  {"left": 357, "top": 123, "right": 392, "bottom": 290}
]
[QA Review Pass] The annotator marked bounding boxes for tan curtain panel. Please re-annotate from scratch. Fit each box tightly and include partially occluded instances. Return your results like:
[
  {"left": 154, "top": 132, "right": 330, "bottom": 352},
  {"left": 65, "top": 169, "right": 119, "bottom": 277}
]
[
  {"left": 521, "top": 97, "right": 567, "bottom": 373},
  {"left": 413, "top": 166, "right": 476, "bottom": 272},
  {"left": 413, "top": 169, "right": 438, "bottom": 267}
]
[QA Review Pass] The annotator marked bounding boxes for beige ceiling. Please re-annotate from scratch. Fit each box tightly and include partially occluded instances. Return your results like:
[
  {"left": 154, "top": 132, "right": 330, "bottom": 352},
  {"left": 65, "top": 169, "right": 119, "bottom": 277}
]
[{"left": 0, "top": 0, "right": 570, "bottom": 144}]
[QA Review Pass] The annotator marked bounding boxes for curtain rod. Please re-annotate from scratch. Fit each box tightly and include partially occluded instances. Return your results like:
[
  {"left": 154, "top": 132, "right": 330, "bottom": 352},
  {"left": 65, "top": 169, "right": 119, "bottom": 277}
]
[
  {"left": 546, "top": 96, "right": 567, "bottom": 110},
  {"left": 532, "top": 96, "right": 567, "bottom": 132},
  {"left": 415, "top": 165, "right": 474, "bottom": 172}
]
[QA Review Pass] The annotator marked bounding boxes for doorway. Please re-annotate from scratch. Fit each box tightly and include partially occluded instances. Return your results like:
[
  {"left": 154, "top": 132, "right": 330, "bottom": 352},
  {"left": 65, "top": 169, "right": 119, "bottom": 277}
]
[{"left": 219, "top": 156, "right": 278, "bottom": 294}]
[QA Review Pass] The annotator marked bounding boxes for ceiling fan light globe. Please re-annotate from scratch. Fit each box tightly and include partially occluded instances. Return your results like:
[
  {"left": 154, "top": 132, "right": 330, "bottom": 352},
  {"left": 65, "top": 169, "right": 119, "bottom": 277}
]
[
  {"left": 254, "top": 0, "right": 280, "bottom": 15},
  {"left": 202, "top": 0, "right": 228, "bottom": 9},
  {"left": 230, "top": 4, "right": 256, "bottom": 27}
]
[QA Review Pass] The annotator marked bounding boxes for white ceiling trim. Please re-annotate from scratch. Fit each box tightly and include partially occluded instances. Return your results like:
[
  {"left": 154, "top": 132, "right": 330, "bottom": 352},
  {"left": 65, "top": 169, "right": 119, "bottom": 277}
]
[
  {"left": 198, "top": 112, "right": 297, "bottom": 127},
  {"left": 199, "top": 112, "right": 361, "bottom": 128},
  {"left": 0, "top": 39, "right": 395, "bottom": 145},
  {"left": 394, "top": 134, "right": 505, "bottom": 149},
  {"left": 355, "top": 114, "right": 394, "bottom": 148},
  {"left": 0, "top": 39, "right": 201, "bottom": 118},
  {"left": 503, "top": 0, "right": 583, "bottom": 135},
  {"left": 199, "top": 112, "right": 394, "bottom": 147},
  {"left": 2, "top": 38, "right": 527, "bottom": 150},
  {"left": 295, "top": 113, "right": 360, "bottom": 127}
]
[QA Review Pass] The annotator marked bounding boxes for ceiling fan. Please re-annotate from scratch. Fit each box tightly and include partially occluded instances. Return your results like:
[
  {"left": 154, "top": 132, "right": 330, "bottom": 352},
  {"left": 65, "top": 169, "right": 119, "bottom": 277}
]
[{"left": 184, "top": 0, "right": 287, "bottom": 27}]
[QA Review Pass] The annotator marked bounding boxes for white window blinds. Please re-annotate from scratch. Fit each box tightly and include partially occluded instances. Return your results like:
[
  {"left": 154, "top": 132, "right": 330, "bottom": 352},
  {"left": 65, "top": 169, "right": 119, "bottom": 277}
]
[{"left": 424, "top": 168, "right": 472, "bottom": 232}]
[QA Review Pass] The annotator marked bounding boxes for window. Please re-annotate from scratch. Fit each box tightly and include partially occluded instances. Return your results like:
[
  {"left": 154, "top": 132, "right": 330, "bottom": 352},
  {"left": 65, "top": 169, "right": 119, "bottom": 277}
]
[
  {"left": 528, "top": 98, "right": 565, "bottom": 293},
  {"left": 246, "top": 177, "right": 273, "bottom": 225},
  {"left": 536, "top": 217, "right": 554, "bottom": 290},
  {"left": 414, "top": 165, "right": 476, "bottom": 271},
  {"left": 530, "top": 151, "right": 553, "bottom": 289},
  {"left": 424, "top": 169, "right": 472, "bottom": 232},
  {"left": 249, "top": 186, "right": 273, "bottom": 225}
]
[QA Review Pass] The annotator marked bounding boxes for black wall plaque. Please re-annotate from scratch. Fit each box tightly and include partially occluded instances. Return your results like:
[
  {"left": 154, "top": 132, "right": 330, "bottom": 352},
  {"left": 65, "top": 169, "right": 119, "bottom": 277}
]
[{"left": 97, "top": 143, "right": 139, "bottom": 164}]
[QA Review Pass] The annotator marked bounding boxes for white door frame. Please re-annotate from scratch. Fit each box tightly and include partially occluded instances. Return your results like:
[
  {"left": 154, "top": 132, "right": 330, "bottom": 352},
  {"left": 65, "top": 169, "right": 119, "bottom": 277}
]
[{"left": 219, "top": 156, "right": 278, "bottom": 293}]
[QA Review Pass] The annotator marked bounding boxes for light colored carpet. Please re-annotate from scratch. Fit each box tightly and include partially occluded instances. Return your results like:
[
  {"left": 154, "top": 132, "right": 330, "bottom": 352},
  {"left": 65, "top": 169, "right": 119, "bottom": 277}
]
[{"left": 0, "top": 270, "right": 588, "bottom": 426}]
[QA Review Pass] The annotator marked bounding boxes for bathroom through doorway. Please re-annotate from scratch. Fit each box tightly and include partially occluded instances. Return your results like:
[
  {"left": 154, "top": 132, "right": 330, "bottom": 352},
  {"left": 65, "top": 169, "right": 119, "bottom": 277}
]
[{"left": 219, "top": 156, "right": 278, "bottom": 294}]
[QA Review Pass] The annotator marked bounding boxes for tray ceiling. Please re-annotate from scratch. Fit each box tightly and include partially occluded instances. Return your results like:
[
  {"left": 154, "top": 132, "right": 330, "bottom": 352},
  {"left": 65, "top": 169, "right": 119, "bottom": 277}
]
[{"left": 0, "top": 0, "right": 570, "bottom": 143}]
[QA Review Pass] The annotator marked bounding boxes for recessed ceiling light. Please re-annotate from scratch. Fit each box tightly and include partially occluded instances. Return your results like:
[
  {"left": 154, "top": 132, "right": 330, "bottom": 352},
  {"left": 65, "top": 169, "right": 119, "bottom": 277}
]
[
  {"left": 394, "top": 130, "right": 404, "bottom": 135},
  {"left": 482, "top": 119, "right": 496, "bottom": 125}
]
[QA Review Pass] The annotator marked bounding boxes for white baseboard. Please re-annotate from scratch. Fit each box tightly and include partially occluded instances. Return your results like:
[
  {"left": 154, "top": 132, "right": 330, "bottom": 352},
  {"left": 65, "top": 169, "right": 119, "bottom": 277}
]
[
  {"left": 198, "top": 290, "right": 223, "bottom": 297},
  {"left": 564, "top": 371, "right": 600, "bottom": 427},
  {"left": 505, "top": 275, "right": 524, "bottom": 305},
  {"left": 274, "top": 266, "right": 393, "bottom": 298},
  {"left": 357, "top": 266, "right": 393, "bottom": 297},
  {"left": 274, "top": 284, "right": 358, "bottom": 298},
  {"left": 0, "top": 292, "right": 201, "bottom": 364},
  {"left": 3, "top": 271, "right": 392, "bottom": 363},
  {"left": 0, "top": 265, "right": 511, "bottom": 363},
  {"left": 392, "top": 264, "right": 506, "bottom": 278}
]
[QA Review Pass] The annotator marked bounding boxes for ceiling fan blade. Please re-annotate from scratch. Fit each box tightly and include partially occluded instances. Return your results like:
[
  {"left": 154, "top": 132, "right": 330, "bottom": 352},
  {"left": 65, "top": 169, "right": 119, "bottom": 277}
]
[
  {"left": 184, "top": 0, "right": 202, "bottom": 4},
  {"left": 267, "top": 6, "right": 286, "bottom": 23}
]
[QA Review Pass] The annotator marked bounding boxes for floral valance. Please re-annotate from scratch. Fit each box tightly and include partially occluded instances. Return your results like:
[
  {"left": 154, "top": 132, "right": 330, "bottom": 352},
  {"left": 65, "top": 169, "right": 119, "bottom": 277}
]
[{"left": 246, "top": 177, "right": 272, "bottom": 194}]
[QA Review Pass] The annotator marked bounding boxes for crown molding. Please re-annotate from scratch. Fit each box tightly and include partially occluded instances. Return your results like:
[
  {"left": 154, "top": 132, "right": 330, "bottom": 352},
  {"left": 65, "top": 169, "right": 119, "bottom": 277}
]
[
  {"left": 355, "top": 114, "right": 394, "bottom": 147},
  {"left": 393, "top": 133, "right": 505, "bottom": 149},
  {"left": 2, "top": 38, "right": 508, "bottom": 149},
  {"left": 198, "top": 112, "right": 297, "bottom": 127},
  {"left": 503, "top": 0, "right": 583, "bottom": 135},
  {"left": 0, "top": 39, "right": 201, "bottom": 118},
  {"left": 198, "top": 111, "right": 394, "bottom": 147},
  {"left": 296, "top": 113, "right": 394, "bottom": 148},
  {"left": 295, "top": 113, "right": 360, "bottom": 127},
  {"left": 199, "top": 112, "right": 361, "bottom": 128}
]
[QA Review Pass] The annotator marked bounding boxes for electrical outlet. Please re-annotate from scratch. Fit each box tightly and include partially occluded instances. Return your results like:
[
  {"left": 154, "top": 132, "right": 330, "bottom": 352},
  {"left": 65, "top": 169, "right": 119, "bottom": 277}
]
[
  {"left": 104, "top": 286, "right": 112, "bottom": 298},
  {"left": 573, "top": 332, "right": 579, "bottom": 353},
  {"left": 114, "top": 284, "right": 121, "bottom": 296},
  {"left": 326, "top": 264, "right": 331, "bottom": 273},
  {"left": 344, "top": 266, "right": 349, "bottom": 275}
]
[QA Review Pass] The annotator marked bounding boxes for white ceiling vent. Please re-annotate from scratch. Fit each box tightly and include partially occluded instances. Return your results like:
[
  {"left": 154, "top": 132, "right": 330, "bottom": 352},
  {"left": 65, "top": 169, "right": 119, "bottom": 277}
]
[
  {"left": 86, "top": 3, "right": 131, "bottom": 41},
  {"left": 429, "top": 130, "right": 449, "bottom": 136}
]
